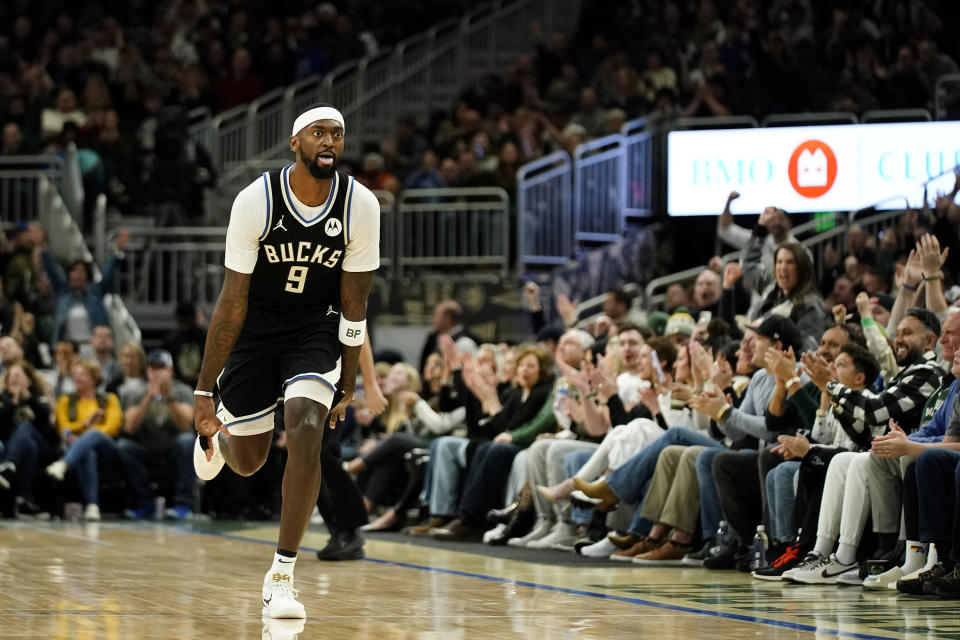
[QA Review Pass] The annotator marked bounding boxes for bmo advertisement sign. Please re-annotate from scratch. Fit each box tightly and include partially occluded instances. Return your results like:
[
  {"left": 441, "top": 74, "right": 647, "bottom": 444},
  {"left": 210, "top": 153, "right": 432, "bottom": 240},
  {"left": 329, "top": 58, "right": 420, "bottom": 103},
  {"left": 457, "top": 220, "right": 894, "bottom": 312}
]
[{"left": 667, "top": 122, "right": 960, "bottom": 216}]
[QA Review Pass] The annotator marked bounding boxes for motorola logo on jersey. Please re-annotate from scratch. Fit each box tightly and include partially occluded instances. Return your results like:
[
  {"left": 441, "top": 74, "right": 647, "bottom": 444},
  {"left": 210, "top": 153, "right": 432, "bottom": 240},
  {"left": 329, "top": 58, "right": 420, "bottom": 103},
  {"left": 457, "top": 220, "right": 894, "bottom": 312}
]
[
  {"left": 263, "top": 241, "right": 343, "bottom": 268},
  {"left": 324, "top": 218, "right": 343, "bottom": 237}
]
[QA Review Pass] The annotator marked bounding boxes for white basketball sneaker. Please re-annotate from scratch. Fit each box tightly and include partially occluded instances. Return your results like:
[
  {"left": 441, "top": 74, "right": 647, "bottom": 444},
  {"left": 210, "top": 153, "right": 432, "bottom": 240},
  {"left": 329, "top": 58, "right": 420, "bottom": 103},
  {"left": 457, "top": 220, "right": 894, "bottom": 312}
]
[
  {"left": 262, "top": 573, "right": 306, "bottom": 619},
  {"left": 193, "top": 434, "right": 225, "bottom": 481},
  {"left": 262, "top": 617, "right": 305, "bottom": 639}
]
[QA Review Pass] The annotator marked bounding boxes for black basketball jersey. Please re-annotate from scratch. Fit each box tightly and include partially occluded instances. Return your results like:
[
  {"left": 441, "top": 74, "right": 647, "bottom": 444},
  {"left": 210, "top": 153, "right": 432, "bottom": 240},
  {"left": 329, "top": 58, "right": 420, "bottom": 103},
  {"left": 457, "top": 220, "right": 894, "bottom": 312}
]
[{"left": 248, "top": 166, "right": 351, "bottom": 310}]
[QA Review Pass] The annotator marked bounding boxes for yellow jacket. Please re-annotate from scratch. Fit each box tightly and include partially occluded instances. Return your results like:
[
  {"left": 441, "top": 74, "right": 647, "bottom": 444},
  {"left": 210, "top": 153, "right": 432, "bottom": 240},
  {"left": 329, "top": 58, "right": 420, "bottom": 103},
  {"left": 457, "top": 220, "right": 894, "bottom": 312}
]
[{"left": 55, "top": 393, "right": 123, "bottom": 438}]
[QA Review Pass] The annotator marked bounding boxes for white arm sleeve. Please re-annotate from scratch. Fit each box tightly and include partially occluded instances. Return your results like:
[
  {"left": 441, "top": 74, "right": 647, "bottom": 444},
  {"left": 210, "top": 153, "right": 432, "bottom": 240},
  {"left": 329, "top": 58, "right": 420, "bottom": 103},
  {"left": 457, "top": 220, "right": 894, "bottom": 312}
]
[
  {"left": 342, "top": 180, "right": 381, "bottom": 272},
  {"left": 412, "top": 400, "right": 467, "bottom": 436},
  {"left": 224, "top": 175, "right": 271, "bottom": 274}
]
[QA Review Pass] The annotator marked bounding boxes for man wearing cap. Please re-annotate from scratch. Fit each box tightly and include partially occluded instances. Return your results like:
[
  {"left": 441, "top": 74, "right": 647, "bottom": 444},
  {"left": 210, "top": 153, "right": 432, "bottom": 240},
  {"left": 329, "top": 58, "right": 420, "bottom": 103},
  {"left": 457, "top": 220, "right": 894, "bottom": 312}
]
[
  {"left": 191, "top": 103, "right": 380, "bottom": 619},
  {"left": 117, "top": 349, "right": 195, "bottom": 520}
]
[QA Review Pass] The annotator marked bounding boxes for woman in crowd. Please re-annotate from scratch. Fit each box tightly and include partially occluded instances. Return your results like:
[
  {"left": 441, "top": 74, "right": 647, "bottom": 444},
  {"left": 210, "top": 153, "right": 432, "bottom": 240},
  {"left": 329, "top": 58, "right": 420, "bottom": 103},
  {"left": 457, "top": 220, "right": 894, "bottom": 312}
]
[
  {"left": 0, "top": 362, "right": 56, "bottom": 517},
  {"left": 45, "top": 359, "right": 123, "bottom": 521}
]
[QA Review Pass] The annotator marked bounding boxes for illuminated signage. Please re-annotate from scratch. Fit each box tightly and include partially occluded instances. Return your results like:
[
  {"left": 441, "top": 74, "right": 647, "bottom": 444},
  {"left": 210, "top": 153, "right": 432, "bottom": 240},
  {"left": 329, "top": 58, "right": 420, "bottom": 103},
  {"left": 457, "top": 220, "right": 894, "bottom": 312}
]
[{"left": 667, "top": 122, "right": 960, "bottom": 216}]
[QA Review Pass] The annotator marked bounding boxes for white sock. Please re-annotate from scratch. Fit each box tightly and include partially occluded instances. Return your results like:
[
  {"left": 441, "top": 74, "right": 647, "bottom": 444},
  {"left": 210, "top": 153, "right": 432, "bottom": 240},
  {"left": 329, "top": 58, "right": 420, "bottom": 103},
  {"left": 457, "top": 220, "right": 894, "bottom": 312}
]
[
  {"left": 835, "top": 543, "right": 857, "bottom": 566},
  {"left": 813, "top": 536, "right": 835, "bottom": 559},
  {"left": 923, "top": 544, "right": 939, "bottom": 570},
  {"left": 900, "top": 541, "right": 928, "bottom": 574},
  {"left": 268, "top": 552, "right": 297, "bottom": 581}
]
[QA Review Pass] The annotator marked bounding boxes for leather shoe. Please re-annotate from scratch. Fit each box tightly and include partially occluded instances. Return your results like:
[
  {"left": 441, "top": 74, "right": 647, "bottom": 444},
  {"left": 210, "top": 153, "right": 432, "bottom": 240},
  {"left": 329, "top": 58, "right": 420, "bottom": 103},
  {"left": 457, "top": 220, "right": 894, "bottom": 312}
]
[
  {"left": 486, "top": 500, "right": 519, "bottom": 525},
  {"left": 316, "top": 530, "right": 365, "bottom": 561},
  {"left": 405, "top": 516, "right": 450, "bottom": 536},
  {"left": 607, "top": 532, "right": 639, "bottom": 550},
  {"left": 429, "top": 518, "right": 482, "bottom": 542},
  {"left": 572, "top": 476, "right": 619, "bottom": 506}
]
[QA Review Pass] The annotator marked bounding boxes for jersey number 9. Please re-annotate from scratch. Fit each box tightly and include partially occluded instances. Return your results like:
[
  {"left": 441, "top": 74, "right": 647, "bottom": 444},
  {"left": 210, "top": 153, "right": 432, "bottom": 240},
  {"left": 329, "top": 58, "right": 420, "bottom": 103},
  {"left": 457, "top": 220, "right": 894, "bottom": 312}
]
[{"left": 285, "top": 266, "right": 308, "bottom": 293}]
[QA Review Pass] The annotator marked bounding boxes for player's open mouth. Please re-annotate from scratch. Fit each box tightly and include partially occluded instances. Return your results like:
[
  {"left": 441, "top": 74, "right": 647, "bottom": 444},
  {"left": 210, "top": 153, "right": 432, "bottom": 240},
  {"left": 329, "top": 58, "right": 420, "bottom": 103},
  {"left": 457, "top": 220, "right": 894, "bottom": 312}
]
[{"left": 317, "top": 153, "right": 335, "bottom": 166}]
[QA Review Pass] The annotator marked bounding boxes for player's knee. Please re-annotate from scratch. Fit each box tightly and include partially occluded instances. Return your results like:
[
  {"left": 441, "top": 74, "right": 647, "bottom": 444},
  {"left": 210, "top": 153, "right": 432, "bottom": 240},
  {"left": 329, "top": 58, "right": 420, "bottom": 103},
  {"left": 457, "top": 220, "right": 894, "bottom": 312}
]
[{"left": 284, "top": 397, "right": 328, "bottom": 435}]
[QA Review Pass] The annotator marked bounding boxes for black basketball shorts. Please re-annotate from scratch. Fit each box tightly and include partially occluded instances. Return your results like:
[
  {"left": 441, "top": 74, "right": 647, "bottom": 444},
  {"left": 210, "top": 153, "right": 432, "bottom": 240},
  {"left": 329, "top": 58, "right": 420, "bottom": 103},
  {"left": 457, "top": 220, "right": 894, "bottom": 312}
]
[{"left": 215, "top": 305, "right": 341, "bottom": 436}]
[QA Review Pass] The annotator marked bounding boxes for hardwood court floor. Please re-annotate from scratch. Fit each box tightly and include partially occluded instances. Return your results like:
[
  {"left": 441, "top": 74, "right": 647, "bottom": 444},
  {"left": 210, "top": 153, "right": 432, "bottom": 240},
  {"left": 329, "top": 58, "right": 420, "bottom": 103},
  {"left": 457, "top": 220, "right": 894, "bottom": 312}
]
[{"left": 1, "top": 519, "right": 958, "bottom": 640}]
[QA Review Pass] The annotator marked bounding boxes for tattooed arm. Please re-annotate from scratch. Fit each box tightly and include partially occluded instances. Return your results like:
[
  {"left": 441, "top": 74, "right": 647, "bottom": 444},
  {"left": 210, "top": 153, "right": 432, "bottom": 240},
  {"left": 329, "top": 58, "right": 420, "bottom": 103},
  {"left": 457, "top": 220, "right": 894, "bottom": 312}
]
[{"left": 194, "top": 268, "right": 251, "bottom": 443}]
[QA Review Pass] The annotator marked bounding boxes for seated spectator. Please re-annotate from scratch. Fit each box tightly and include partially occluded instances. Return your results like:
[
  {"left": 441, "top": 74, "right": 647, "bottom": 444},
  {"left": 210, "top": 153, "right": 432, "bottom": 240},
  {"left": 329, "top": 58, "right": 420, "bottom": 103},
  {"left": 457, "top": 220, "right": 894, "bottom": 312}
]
[
  {"left": 40, "top": 87, "right": 87, "bottom": 143},
  {"left": 91, "top": 325, "right": 123, "bottom": 394},
  {"left": 117, "top": 349, "right": 195, "bottom": 520},
  {"left": 52, "top": 341, "right": 79, "bottom": 398},
  {"left": 404, "top": 151, "right": 447, "bottom": 190},
  {"left": 40, "top": 230, "right": 129, "bottom": 350},
  {"left": 45, "top": 359, "right": 124, "bottom": 521},
  {"left": 162, "top": 302, "right": 206, "bottom": 387},
  {"left": 116, "top": 341, "right": 147, "bottom": 407},
  {"left": 0, "top": 362, "right": 56, "bottom": 518}
]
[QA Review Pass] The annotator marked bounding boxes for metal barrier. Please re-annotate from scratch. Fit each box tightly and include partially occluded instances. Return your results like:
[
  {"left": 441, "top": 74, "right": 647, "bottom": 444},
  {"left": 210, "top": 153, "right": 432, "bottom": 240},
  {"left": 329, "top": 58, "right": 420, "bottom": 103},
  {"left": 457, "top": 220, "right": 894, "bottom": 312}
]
[
  {"left": 936, "top": 73, "right": 960, "bottom": 121},
  {"left": 109, "top": 227, "right": 228, "bottom": 332},
  {"left": 573, "top": 134, "right": 625, "bottom": 243},
  {"left": 0, "top": 155, "right": 66, "bottom": 224},
  {"left": 396, "top": 188, "right": 510, "bottom": 276},
  {"left": 621, "top": 118, "right": 654, "bottom": 218},
  {"left": 189, "top": 0, "right": 581, "bottom": 193},
  {"left": 516, "top": 151, "right": 574, "bottom": 268},
  {"left": 642, "top": 208, "right": 906, "bottom": 309},
  {"left": 861, "top": 109, "right": 932, "bottom": 123},
  {"left": 376, "top": 190, "right": 397, "bottom": 280},
  {"left": 761, "top": 112, "right": 857, "bottom": 127}
]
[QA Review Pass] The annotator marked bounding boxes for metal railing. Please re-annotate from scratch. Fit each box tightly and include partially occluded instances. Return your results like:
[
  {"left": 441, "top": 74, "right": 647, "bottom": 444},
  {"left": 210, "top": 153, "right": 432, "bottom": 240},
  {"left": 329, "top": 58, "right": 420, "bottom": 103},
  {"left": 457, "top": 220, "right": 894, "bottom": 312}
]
[
  {"left": 622, "top": 118, "right": 654, "bottom": 218},
  {"left": 516, "top": 151, "right": 573, "bottom": 267},
  {"left": 574, "top": 135, "right": 625, "bottom": 243},
  {"left": 935, "top": 73, "right": 960, "bottom": 121},
  {"left": 641, "top": 208, "right": 906, "bottom": 309},
  {"left": 396, "top": 187, "right": 510, "bottom": 276},
  {"left": 0, "top": 155, "right": 66, "bottom": 224},
  {"left": 189, "top": 0, "right": 580, "bottom": 194}
]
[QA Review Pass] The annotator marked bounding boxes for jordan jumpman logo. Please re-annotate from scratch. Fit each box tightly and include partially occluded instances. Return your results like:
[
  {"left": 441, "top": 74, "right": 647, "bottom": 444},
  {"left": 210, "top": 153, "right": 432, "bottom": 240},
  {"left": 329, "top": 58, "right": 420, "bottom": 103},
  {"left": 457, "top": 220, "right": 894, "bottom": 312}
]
[{"left": 273, "top": 215, "right": 288, "bottom": 232}]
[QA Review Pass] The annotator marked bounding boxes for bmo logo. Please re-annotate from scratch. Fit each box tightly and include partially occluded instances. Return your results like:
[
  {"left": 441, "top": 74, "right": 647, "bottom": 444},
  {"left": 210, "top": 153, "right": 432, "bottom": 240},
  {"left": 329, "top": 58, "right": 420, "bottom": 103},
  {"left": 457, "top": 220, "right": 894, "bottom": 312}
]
[{"left": 788, "top": 139, "right": 837, "bottom": 198}]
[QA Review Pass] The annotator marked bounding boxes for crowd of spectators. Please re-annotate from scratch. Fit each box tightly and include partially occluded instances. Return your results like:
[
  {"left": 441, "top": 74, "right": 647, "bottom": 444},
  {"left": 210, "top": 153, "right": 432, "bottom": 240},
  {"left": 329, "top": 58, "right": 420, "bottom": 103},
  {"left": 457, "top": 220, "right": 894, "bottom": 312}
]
[{"left": 4, "top": 1, "right": 959, "bottom": 224}]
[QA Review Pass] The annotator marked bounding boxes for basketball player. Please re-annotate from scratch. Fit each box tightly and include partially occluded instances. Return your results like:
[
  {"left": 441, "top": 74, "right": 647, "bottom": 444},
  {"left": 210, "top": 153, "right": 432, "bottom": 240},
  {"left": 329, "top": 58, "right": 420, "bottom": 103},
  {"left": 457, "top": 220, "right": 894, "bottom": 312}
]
[{"left": 192, "top": 103, "right": 380, "bottom": 619}]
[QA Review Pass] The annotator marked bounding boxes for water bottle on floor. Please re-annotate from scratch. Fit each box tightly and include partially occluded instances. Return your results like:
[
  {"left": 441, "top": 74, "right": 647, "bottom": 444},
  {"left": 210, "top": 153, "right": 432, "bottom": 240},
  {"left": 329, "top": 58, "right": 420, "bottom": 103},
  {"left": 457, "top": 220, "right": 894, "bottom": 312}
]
[
  {"left": 711, "top": 520, "right": 731, "bottom": 555},
  {"left": 750, "top": 525, "right": 769, "bottom": 570}
]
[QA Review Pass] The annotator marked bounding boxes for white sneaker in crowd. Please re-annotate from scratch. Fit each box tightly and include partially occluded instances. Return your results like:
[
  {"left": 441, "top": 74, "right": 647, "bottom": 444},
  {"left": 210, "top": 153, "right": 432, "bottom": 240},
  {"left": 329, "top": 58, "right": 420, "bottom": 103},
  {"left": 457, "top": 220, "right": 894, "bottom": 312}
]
[
  {"left": 83, "top": 504, "right": 101, "bottom": 521},
  {"left": 483, "top": 523, "right": 507, "bottom": 544},
  {"left": 863, "top": 566, "right": 903, "bottom": 591},
  {"left": 507, "top": 518, "right": 554, "bottom": 547},
  {"left": 527, "top": 521, "right": 579, "bottom": 551},
  {"left": 790, "top": 553, "right": 857, "bottom": 584},
  {"left": 836, "top": 568, "right": 863, "bottom": 586},
  {"left": 46, "top": 460, "right": 68, "bottom": 481},
  {"left": 576, "top": 537, "right": 618, "bottom": 558},
  {"left": 781, "top": 552, "right": 824, "bottom": 582}
]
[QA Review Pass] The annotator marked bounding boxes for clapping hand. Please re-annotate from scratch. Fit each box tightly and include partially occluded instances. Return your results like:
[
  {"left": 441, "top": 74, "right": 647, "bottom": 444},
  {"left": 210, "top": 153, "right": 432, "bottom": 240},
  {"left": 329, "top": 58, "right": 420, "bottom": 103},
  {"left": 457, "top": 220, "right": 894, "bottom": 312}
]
[
  {"left": 800, "top": 351, "right": 833, "bottom": 391},
  {"left": 771, "top": 433, "right": 811, "bottom": 460}
]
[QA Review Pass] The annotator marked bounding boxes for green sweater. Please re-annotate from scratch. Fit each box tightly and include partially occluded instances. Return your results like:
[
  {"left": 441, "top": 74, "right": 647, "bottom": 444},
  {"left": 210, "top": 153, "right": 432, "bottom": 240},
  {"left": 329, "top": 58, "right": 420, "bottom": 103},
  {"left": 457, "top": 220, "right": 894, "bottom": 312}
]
[{"left": 507, "top": 388, "right": 558, "bottom": 448}]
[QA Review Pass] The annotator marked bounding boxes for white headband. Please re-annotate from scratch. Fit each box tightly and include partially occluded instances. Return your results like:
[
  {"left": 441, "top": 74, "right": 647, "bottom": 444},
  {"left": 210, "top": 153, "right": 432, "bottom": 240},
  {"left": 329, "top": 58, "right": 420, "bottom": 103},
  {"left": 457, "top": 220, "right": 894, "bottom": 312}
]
[{"left": 291, "top": 107, "right": 345, "bottom": 136}]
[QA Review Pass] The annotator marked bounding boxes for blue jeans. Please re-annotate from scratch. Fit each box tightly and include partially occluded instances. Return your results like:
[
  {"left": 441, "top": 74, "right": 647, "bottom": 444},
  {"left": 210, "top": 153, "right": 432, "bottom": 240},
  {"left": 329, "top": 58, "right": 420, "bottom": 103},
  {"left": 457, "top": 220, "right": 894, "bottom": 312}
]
[
  {"left": 606, "top": 426, "right": 720, "bottom": 503},
  {"left": 63, "top": 429, "right": 120, "bottom": 506},
  {"left": 427, "top": 436, "right": 470, "bottom": 517},
  {"left": 3, "top": 421, "right": 52, "bottom": 498},
  {"left": 117, "top": 432, "right": 196, "bottom": 509},
  {"left": 565, "top": 449, "right": 594, "bottom": 526},
  {"left": 766, "top": 460, "right": 801, "bottom": 542},
  {"left": 695, "top": 447, "right": 727, "bottom": 539}
]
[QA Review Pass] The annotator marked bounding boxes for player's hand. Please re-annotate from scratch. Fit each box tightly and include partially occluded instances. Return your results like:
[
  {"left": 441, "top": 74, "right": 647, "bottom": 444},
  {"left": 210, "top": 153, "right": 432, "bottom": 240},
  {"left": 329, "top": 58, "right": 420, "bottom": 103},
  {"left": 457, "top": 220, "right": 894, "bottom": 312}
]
[
  {"left": 194, "top": 395, "right": 229, "bottom": 460},
  {"left": 365, "top": 380, "right": 388, "bottom": 414},
  {"left": 327, "top": 389, "right": 354, "bottom": 429}
]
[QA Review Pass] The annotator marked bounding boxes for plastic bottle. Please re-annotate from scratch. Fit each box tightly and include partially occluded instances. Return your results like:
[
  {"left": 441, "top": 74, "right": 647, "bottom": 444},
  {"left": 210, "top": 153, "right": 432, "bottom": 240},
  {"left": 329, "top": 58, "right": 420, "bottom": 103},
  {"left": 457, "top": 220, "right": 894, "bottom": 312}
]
[
  {"left": 750, "top": 524, "right": 770, "bottom": 570},
  {"left": 711, "top": 520, "right": 731, "bottom": 555}
]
